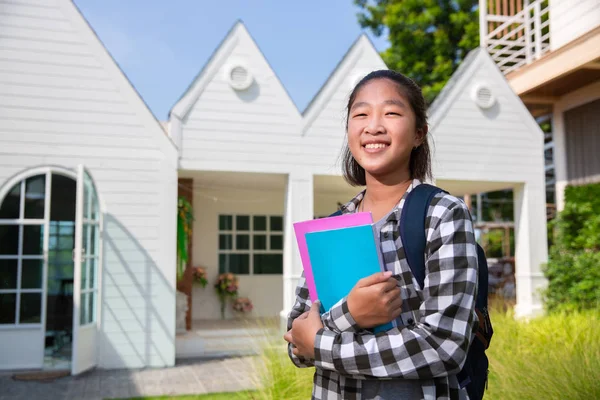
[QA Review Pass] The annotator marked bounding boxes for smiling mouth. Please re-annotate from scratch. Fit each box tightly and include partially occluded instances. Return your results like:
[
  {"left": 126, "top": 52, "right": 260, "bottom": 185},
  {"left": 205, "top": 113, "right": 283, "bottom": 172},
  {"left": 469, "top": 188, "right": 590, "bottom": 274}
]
[{"left": 363, "top": 143, "right": 389, "bottom": 152}]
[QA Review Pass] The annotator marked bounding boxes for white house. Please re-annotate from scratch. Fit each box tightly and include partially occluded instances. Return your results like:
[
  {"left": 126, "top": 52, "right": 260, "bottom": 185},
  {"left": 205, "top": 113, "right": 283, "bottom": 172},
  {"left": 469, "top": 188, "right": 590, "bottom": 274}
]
[
  {"left": 479, "top": 0, "right": 600, "bottom": 210},
  {"left": 0, "top": 0, "right": 548, "bottom": 372},
  {"left": 0, "top": 0, "right": 178, "bottom": 372}
]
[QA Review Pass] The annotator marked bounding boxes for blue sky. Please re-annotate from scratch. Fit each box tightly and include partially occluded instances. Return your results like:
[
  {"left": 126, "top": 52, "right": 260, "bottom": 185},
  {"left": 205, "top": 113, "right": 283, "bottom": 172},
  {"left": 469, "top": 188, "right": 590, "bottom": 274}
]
[{"left": 73, "top": 0, "right": 389, "bottom": 120}]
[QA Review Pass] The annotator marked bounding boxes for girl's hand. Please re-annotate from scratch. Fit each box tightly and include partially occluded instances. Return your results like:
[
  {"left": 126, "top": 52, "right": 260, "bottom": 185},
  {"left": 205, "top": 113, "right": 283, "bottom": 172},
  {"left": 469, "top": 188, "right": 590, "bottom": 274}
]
[
  {"left": 347, "top": 271, "right": 402, "bottom": 328},
  {"left": 283, "top": 301, "right": 323, "bottom": 359}
]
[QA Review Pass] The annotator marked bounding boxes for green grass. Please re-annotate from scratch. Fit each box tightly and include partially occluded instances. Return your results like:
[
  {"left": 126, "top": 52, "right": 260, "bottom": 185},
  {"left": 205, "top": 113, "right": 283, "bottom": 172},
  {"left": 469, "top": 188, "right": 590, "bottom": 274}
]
[
  {"left": 120, "top": 392, "right": 254, "bottom": 400},
  {"left": 121, "top": 309, "right": 600, "bottom": 399},
  {"left": 250, "top": 308, "right": 600, "bottom": 400}
]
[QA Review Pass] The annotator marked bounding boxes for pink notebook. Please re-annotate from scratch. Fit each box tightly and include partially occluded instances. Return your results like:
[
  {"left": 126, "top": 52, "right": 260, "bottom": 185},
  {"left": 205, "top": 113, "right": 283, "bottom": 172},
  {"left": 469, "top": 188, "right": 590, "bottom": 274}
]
[{"left": 293, "top": 212, "right": 373, "bottom": 302}]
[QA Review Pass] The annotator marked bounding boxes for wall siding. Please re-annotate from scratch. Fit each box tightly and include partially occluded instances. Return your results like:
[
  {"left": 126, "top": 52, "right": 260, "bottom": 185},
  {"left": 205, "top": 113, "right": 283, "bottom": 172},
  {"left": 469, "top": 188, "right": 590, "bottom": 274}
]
[
  {"left": 179, "top": 33, "right": 385, "bottom": 177},
  {"left": 431, "top": 55, "right": 545, "bottom": 186},
  {"left": 0, "top": 0, "right": 177, "bottom": 370},
  {"left": 550, "top": 0, "right": 600, "bottom": 50}
]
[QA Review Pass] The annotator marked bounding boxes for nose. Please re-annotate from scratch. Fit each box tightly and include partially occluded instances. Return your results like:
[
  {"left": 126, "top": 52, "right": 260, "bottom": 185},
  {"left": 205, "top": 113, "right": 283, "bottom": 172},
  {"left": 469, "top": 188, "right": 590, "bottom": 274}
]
[{"left": 364, "top": 113, "right": 385, "bottom": 135}]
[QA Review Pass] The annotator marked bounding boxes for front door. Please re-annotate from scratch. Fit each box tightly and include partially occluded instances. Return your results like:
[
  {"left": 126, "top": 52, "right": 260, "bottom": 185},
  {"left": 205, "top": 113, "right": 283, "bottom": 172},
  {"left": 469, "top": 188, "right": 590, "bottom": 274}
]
[{"left": 71, "top": 165, "right": 102, "bottom": 375}]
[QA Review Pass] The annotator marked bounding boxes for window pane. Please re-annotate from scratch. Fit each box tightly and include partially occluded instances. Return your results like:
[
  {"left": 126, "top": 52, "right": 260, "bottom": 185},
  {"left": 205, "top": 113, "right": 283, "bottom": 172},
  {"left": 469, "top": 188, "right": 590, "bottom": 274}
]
[
  {"left": 0, "top": 182, "right": 21, "bottom": 219},
  {"left": 81, "top": 257, "right": 88, "bottom": 290},
  {"left": 236, "top": 215, "right": 249, "bottom": 231},
  {"left": 50, "top": 174, "right": 76, "bottom": 221},
  {"left": 89, "top": 257, "right": 97, "bottom": 290},
  {"left": 219, "top": 215, "right": 232, "bottom": 230},
  {"left": 219, "top": 253, "right": 249, "bottom": 274},
  {"left": 86, "top": 223, "right": 98, "bottom": 257},
  {"left": 0, "top": 259, "right": 18, "bottom": 289},
  {"left": 24, "top": 175, "right": 45, "bottom": 219},
  {"left": 219, "top": 234, "right": 232, "bottom": 250},
  {"left": 0, "top": 225, "right": 19, "bottom": 255},
  {"left": 270, "top": 216, "right": 283, "bottom": 232},
  {"left": 236, "top": 234, "right": 250, "bottom": 250},
  {"left": 22, "top": 259, "right": 43, "bottom": 289},
  {"left": 253, "top": 216, "right": 266, "bottom": 231},
  {"left": 23, "top": 225, "right": 43, "bottom": 255},
  {"left": 0, "top": 293, "right": 16, "bottom": 324},
  {"left": 270, "top": 234, "right": 283, "bottom": 250},
  {"left": 253, "top": 234, "right": 267, "bottom": 250},
  {"left": 88, "top": 292, "right": 95, "bottom": 324},
  {"left": 254, "top": 254, "right": 283, "bottom": 274},
  {"left": 20, "top": 292, "right": 41, "bottom": 323}
]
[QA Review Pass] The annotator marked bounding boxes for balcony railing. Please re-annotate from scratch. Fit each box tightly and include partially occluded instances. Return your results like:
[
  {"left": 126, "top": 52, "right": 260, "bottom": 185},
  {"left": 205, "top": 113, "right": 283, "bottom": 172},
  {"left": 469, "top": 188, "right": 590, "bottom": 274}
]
[{"left": 479, "top": 0, "right": 551, "bottom": 75}]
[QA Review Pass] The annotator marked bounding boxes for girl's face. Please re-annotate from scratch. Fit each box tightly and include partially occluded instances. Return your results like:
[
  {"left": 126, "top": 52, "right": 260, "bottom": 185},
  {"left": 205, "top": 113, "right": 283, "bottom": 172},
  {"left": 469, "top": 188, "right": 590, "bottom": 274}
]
[{"left": 347, "top": 78, "right": 422, "bottom": 181}]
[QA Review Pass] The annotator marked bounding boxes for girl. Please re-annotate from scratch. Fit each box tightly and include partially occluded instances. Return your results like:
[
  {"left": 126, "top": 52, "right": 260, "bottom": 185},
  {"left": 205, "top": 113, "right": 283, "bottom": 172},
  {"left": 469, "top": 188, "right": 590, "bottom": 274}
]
[{"left": 284, "top": 70, "right": 478, "bottom": 400}]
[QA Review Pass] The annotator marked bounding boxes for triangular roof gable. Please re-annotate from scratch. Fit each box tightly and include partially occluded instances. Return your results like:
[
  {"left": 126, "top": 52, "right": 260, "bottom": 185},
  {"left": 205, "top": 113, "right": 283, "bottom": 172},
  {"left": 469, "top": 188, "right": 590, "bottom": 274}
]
[
  {"left": 170, "top": 21, "right": 300, "bottom": 122},
  {"left": 65, "top": 1, "right": 177, "bottom": 157},
  {"left": 302, "top": 35, "right": 387, "bottom": 136},
  {"left": 428, "top": 48, "right": 542, "bottom": 137}
]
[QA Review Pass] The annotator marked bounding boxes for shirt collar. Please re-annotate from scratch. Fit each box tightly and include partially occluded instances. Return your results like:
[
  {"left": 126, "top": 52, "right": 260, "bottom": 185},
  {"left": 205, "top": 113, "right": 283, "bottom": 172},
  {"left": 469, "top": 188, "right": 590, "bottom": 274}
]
[{"left": 340, "top": 179, "right": 423, "bottom": 220}]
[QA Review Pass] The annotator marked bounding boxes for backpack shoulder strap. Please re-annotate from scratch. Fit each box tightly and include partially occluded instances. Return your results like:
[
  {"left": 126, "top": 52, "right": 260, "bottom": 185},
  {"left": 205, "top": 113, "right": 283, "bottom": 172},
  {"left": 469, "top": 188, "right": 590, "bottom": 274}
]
[
  {"left": 399, "top": 183, "right": 446, "bottom": 289},
  {"left": 329, "top": 210, "right": 343, "bottom": 217}
]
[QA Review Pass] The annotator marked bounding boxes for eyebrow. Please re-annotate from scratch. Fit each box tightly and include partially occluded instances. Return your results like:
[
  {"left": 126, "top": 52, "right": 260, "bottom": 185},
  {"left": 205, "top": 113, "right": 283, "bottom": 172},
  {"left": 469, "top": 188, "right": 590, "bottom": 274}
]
[{"left": 350, "top": 99, "right": 407, "bottom": 111}]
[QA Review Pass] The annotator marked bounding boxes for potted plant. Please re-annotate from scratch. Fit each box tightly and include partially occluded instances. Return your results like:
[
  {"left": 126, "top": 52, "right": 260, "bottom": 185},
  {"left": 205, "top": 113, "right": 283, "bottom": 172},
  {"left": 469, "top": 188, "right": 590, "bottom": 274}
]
[
  {"left": 232, "top": 297, "right": 253, "bottom": 318},
  {"left": 214, "top": 273, "right": 239, "bottom": 319}
]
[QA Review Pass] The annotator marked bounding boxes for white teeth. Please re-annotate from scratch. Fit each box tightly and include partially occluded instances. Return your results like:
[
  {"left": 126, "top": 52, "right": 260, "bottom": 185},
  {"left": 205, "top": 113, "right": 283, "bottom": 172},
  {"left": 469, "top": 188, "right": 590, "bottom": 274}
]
[{"left": 365, "top": 143, "right": 387, "bottom": 149}]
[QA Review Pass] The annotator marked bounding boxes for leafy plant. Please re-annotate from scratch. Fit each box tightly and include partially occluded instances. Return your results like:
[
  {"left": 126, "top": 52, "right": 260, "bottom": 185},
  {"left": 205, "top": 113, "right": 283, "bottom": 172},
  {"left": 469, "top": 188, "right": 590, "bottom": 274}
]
[
  {"left": 544, "top": 183, "right": 600, "bottom": 312},
  {"left": 192, "top": 266, "right": 208, "bottom": 288},
  {"left": 176, "top": 196, "right": 194, "bottom": 280},
  {"left": 214, "top": 273, "right": 239, "bottom": 319}
]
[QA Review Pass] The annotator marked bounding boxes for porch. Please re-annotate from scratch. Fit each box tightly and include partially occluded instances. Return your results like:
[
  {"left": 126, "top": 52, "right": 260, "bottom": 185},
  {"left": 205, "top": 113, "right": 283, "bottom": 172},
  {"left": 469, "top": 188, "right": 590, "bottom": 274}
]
[{"left": 175, "top": 170, "right": 357, "bottom": 357}]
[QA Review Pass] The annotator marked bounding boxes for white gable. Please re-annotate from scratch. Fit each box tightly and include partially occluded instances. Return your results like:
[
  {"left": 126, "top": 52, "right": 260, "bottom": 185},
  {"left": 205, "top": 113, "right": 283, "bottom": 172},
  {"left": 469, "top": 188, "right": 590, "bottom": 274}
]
[
  {"left": 172, "top": 22, "right": 378, "bottom": 176},
  {"left": 302, "top": 35, "right": 387, "bottom": 137},
  {"left": 171, "top": 22, "right": 302, "bottom": 160},
  {"left": 428, "top": 48, "right": 545, "bottom": 189},
  {"left": 0, "top": 0, "right": 177, "bottom": 369}
]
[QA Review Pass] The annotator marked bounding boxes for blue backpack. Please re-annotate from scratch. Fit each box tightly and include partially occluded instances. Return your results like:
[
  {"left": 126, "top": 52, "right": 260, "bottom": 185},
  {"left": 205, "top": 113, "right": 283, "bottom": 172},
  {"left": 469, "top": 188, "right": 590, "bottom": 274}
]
[{"left": 332, "top": 184, "right": 493, "bottom": 399}]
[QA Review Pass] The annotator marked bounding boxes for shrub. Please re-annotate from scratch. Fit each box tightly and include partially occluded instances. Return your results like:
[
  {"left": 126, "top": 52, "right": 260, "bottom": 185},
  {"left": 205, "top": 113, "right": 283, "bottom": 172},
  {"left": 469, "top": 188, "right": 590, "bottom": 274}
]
[{"left": 543, "top": 183, "right": 600, "bottom": 312}]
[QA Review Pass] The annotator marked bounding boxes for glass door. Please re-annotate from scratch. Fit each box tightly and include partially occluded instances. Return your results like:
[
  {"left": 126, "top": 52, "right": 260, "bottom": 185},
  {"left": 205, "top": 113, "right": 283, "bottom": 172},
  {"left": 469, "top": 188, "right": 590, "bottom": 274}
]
[{"left": 71, "top": 165, "right": 102, "bottom": 375}]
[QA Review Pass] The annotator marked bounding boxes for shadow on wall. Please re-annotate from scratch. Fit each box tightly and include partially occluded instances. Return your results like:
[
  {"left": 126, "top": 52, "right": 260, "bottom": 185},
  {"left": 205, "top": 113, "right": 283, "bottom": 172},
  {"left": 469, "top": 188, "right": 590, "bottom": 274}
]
[
  {"left": 235, "top": 80, "right": 260, "bottom": 103},
  {"left": 99, "top": 213, "right": 175, "bottom": 373}
]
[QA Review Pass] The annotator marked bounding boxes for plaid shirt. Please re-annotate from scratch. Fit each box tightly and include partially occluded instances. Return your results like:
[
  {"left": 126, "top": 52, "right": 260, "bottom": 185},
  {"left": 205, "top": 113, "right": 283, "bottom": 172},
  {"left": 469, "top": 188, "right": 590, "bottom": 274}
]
[{"left": 287, "top": 180, "right": 478, "bottom": 400}]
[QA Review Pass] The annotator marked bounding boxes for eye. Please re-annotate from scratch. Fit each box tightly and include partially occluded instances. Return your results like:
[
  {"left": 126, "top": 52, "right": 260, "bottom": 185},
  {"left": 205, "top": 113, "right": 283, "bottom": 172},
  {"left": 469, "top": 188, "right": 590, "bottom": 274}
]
[
  {"left": 386, "top": 112, "right": 401, "bottom": 116},
  {"left": 352, "top": 113, "right": 367, "bottom": 118}
]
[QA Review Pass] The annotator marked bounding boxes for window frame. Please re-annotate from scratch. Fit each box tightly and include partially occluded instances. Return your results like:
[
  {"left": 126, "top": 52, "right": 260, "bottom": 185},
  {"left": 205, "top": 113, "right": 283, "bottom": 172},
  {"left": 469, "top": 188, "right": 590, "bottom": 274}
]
[
  {"left": 0, "top": 173, "right": 50, "bottom": 328},
  {"left": 218, "top": 214, "right": 284, "bottom": 275}
]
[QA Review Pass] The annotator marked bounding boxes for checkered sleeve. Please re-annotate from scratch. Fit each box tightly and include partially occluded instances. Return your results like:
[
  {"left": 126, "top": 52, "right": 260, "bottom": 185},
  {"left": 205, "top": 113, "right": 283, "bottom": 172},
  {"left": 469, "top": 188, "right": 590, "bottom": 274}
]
[
  {"left": 286, "top": 273, "right": 315, "bottom": 368},
  {"left": 312, "top": 197, "right": 478, "bottom": 379},
  {"left": 287, "top": 275, "right": 364, "bottom": 368}
]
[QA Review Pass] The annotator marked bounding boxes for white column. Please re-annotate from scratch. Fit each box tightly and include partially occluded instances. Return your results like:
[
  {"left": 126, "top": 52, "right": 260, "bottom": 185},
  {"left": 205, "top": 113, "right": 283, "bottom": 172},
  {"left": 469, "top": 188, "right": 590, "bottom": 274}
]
[
  {"left": 513, "top": 181, "right": 549, "bottom": 318},
  {"left": 479, "top": 0, "right": 487, "bottom": 48},
  {"left": 280, "top": 172, "right": 314, "bottom": 331},
  {"left": 553, "top": 108, "right": 568, "bottom": 211}
]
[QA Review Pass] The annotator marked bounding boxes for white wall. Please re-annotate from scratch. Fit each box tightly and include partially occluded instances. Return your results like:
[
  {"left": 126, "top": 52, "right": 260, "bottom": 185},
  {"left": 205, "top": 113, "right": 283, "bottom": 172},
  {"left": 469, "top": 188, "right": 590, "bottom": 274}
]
[
  {"left": 0, "top": 0, "right": 178, "bottom": 369},
  {"left": 552, "top": 80, "right": 600, "bottom": 210},
  {"left": 550, "top": 0, "right": 600, "bottom": 50}
]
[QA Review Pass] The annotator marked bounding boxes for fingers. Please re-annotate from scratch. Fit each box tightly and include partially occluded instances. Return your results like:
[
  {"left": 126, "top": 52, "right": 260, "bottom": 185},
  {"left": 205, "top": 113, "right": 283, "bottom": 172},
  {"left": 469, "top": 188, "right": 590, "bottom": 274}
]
[
  {"left": 310, "top": 300, "right": 321, "bottom": 315},
  {"left": 357, "top": 271, "right": 393, "bottom": 288},
  {"left": 381, "top": 278, "right": 398, "bottom": 293},
  {"left": 283, "top": 330, "right": 293, "bottom": 344}
]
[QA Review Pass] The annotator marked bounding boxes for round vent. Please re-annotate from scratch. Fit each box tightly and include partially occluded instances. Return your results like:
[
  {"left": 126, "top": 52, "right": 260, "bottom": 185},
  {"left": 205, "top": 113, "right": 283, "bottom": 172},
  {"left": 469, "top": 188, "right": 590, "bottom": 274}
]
[
  {"left": 471, "top": 83, "right": 496, "bottom": 109},
  {"left": 225, "top": 63, "right": 253, "bottom": 91}
]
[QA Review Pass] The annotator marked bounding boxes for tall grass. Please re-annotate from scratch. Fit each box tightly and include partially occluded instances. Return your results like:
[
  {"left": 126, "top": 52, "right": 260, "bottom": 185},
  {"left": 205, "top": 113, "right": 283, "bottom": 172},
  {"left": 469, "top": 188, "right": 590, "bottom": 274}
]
[{"left": 252, "top": 309, "right": 600, "bottom": 399}]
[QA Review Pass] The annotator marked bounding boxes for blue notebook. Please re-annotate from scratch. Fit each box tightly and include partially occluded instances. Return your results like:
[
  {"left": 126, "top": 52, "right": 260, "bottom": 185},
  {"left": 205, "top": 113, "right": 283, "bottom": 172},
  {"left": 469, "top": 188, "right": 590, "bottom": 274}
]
[{"left": 305, "top": 224, "right": 396, "bottom": 333}]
